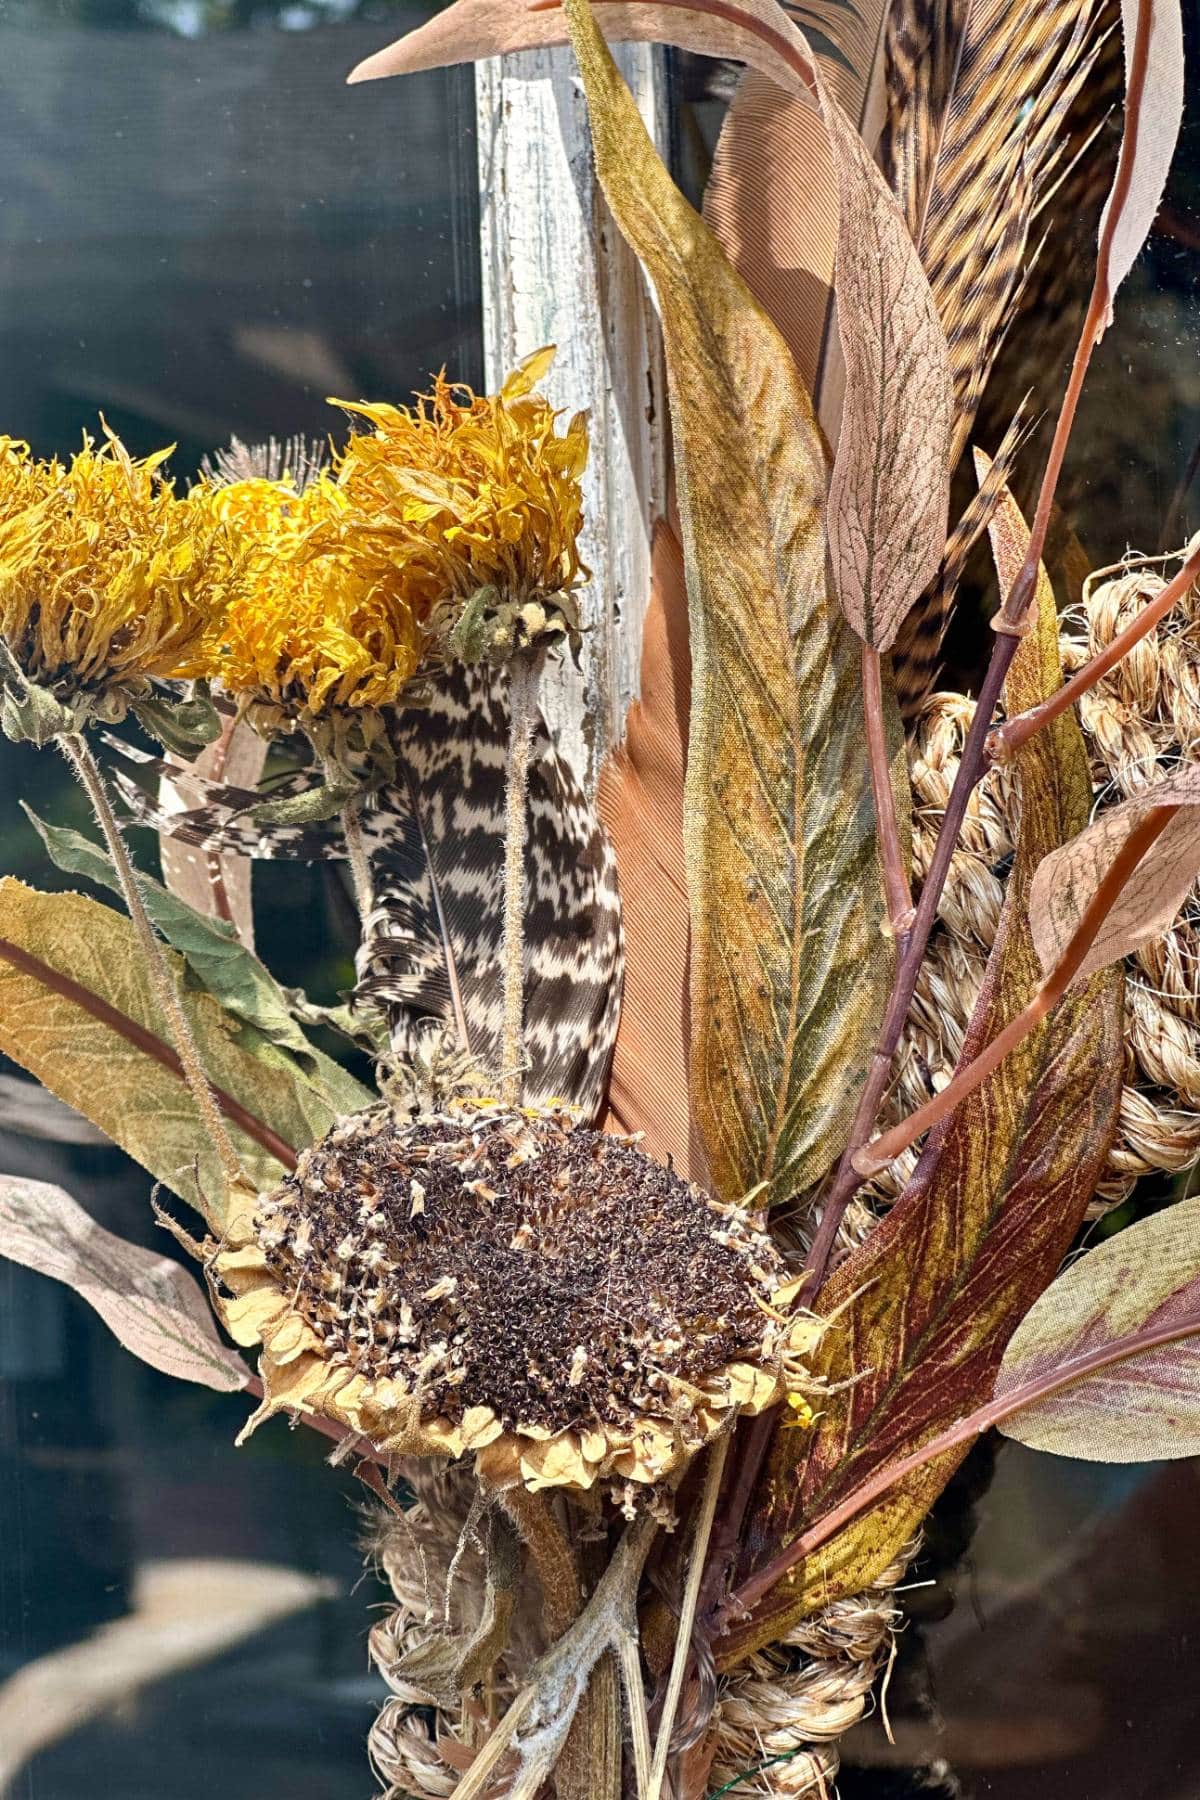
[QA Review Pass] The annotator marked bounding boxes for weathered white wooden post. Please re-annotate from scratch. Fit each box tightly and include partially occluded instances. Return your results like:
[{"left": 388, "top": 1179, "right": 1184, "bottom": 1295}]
[{"left": 475, "top": 45, "right": 669, "bottom": 789}]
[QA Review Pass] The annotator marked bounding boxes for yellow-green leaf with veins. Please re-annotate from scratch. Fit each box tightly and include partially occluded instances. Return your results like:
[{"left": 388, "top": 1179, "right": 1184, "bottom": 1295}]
[
  {"left": 564, "top": 0, "right": 900, "bottom": 1206},
  {"left": 723, "top": 479, "right": 1123, "bottom": 1659},
  {"left": 0, "top": 880, "right": 371, "bottom": 1226}
]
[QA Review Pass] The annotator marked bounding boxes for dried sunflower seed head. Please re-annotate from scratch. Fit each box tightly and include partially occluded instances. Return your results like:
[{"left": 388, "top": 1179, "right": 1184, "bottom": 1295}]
[{"left": 213, "top": 1102, "right": 792, "bottom": 1493}]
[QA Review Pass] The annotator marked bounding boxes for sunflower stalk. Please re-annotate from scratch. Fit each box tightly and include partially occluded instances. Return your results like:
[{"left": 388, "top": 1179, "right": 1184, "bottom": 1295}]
[
  {"left": 59, "top": 733, "right": 246, "bottom": 1187},
  {"left": 340, "top": 792, "right": 375, "bottom": 925}
]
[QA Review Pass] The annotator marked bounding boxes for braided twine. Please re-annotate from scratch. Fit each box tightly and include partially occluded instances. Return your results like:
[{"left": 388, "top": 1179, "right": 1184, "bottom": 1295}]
[{"left": 368, "top": 549, "right": 1200, "bottom": 1799}]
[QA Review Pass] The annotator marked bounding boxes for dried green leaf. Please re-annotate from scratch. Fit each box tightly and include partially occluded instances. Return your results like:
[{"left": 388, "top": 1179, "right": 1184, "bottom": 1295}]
[
  {"left": 0, "top": 880, "right": 365, "bottom": 1221},
  {"left": 565, "top": 0, "right": 898, "bottom": 1206},
  {"left": 0, "top": 1173, "right": 250, "bottom": 1392},
  {"left": 997, "top": 1195, "right": 1200, "bottom": 1461},
  {"left": 724, "top": 481, "right": 1123, "bottom": 1658},
  {"left": 24, "top": 806, "right": 369, "bottom": 1113}
]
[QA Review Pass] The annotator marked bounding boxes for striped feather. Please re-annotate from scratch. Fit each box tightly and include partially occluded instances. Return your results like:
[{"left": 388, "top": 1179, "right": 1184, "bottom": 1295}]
[
  {"left": 111, "top": 668, "right": 623, "bottom": 1118},
  {"left": 883, "top": 0, "right": 1106, "bottom": 714}
]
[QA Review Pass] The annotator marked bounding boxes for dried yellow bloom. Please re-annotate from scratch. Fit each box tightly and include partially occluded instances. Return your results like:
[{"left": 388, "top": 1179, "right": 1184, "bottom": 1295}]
[
  {"left": 330, "top": 347, "right": 589, "bottom": 664},
  {"left": 0, "top": 427, "right": 233, "bottom": 731},
  {"left": 207, "top": 476, "right": 427, "bottom": 718}
]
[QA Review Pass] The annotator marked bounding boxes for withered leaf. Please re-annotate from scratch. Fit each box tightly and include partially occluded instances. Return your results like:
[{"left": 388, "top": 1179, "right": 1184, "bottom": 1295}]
[
  {"left": 565, "top": 0, "right": 898, "bottom": 1206},
  {"left": 996, "top": 1193, "right": 1200, "bottom": 1462},
  {"left": 1098, "top": 0, "right": 1185, "bottom": 324},
  {"left": 0, "top": 880, "right": 352, "bottom": 1223},
  {"left": 1028, "top": 766, "right": 1200, "bottom": 986},
  {"left": 822, "top": 85, "right": 952, "bottom": 649},
  {"left": 347, "top": 0, "right": 815, "bottom": 97},
  {"left": 723, "top": 483, "right": 1123, "bottom": 1658},
  {"left": 0, "top": 1173, "right": 250, "bottom": 1392}
]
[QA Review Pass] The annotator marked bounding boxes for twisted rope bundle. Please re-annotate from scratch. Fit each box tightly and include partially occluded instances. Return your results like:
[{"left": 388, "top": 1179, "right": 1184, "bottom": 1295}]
[{"left": 873, "top": 544, "right": 1200, "bottom": 1212}]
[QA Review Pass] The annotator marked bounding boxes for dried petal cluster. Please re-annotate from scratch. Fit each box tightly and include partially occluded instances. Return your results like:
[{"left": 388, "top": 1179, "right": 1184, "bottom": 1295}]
[
  {"left": 214, "top": 1102, "right": 789, "bottom": 1492},
  {"left": 329, "top": 347, "right": 589, "bottom": 665},
  {"left": 0, "top": 428, "right": 233, "bottom": 709},
  {"left": 207, "top": 476, "right": 427, "bottom": 719}
]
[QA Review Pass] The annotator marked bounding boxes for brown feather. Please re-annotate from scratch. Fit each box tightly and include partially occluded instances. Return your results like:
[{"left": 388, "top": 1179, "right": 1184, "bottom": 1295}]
[
  {"left": 702, "top": 0, "right": 894, "bottom": 412},
  {"left": 884, "top": 0, "right": 1107, "bottom": 714},
  {"left": 598, "top": 519, "right": 708, "bottom": 1178}
]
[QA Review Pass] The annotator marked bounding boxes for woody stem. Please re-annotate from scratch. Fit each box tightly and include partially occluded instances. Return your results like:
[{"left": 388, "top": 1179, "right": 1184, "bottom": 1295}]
[
  {"left": 61, "top": 733, "right": 246, "bottom": 1186},
  {"left": 501, "top": 653, "right": 541, "bottom": 1105}
]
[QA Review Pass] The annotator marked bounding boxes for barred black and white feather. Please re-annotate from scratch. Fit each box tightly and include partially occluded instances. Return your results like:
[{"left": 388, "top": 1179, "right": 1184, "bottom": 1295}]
[{"left": 111, "top": 668, "right": 623, "bottom": 1119}]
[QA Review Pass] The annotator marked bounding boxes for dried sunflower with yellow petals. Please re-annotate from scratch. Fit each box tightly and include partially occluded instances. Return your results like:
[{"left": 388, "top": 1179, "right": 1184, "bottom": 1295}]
[
  {"left": 206, "top": 475, "right": 430, "bottom": 726},
  {"left": 210, "top": 1101, "right": 802, "bottom": 1500},
  {"left": 329, "top": 346, "right": 589, "bottom": 667},
  {"left": 0, "top": 426, "right": 235, "bottom": 747}
]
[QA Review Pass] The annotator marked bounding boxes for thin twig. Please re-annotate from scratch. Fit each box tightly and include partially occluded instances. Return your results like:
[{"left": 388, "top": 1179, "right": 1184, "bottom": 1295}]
[
  {"left": 501, "top": 654, "right": 541, "bottom": 1105},
  {"left": 729, "top": 1309, "right": 1200, "bottom": 1617},
  {"left": 649, "top": 1433, "right": 730, "bottom": 1800},
  {"left": 61, "top": 734, "right": 246, "bottom": 1187},
  {"left": 861, "top": 644, "right": 914, "bottom": 945},
  {"left": 989, "top": 541, "right": 1200, "bottom": 762},
  {"left": 853, "top": 803, "right": 1179, "bottom": 1175}
]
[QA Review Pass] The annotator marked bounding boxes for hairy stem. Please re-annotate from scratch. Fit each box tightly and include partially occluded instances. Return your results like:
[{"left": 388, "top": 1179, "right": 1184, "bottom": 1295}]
[
  {"left": 501, "top": 654, "right": 541, "bottom": 1105},
  {"left": 729, "top": 1309, "right": 1200, "bottom": 1617},
  {"left": 649, "top": 1433, "right": 730, "bottom": 1800},
  {"left": 854, "top": 803, "right": 1179, "bottom": 1174},
  {"left": 340, "top": 794, "right": 375, "bottom": 926},
  {"left": 862, "top": 645, "right": 914, "bottom": 943},
  {"left": 61, "top": 734, "right": 246, "bottom": 1187}
]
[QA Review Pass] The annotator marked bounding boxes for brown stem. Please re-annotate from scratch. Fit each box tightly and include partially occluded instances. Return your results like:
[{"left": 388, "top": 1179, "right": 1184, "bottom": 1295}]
[
  {"left": 0, "top": 935, "right": 298, "bottom": 1172},
  {"left": 862, "top": 644, "right": 914, "bottom": 944},
  {"left": 648, "top": 1433, "right": 729, "bottom": 1800},
  {"left": 729, "top": 1309, "right": 1200, "bottom": 1619},
  {"left": 854, "top": 804, "right": 1179, "bottom": 1176},
  {"left": 989, "top": 542, "right": 1200, "bottom": 763}
]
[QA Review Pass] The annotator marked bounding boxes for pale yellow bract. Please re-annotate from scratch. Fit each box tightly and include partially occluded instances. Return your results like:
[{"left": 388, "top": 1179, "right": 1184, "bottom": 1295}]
[{"left": 0, "top": 427, "right": 233, "bottom": 696}]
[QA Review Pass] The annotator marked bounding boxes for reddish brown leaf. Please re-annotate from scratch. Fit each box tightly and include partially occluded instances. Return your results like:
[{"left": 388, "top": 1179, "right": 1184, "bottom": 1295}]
[
  {"left": 1029, "top": 766, "right": 1200, "bottom": 987},
  {"left": 822, "top": 85, "right": 952, "bottom": 649},
  {"left": 1097, "top": 0, "right": 1184, "bottom": 328},
  {"left": 721, "top": 486, "right": 1124, "bottom": 1660},
  {"left": 346, "top": 0, "right": 815, "bottom": 97}
]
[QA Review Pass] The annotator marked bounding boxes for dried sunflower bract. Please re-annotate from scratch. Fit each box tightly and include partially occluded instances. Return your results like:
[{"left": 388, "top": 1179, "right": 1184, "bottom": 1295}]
[{"left": 214, "top": 1102, "right": 798, "bottom": 1496}]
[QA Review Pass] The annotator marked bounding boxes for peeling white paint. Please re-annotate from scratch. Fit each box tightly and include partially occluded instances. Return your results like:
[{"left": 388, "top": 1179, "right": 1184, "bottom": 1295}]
[{"left": 476, "top": 45, "right": 669, "bottom": 790}]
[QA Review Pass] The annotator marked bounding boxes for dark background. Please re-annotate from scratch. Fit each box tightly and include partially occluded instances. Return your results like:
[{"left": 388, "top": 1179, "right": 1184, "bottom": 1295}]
[{"left": 0, "top": 0, "right": 1198, "bottom": 1794}]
